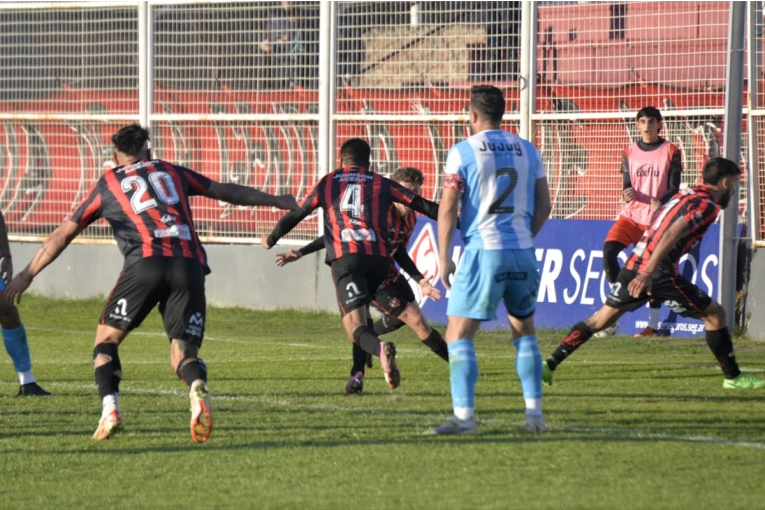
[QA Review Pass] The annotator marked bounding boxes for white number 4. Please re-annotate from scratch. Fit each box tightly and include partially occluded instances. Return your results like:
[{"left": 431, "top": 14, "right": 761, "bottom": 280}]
[{"left": 340, "top": 184, "right": 363, "bottom": 218}]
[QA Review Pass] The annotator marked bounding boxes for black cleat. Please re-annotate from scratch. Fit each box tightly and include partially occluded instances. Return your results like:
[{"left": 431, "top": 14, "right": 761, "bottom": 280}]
[{"left": 18, "top": 382, "right": 51, "bottom": 396}]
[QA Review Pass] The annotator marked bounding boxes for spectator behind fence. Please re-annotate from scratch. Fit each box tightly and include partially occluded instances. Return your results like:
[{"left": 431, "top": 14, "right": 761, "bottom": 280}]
[
  {"left": 483, "top": 1, "right": 520, "bottom": 82},
  {"left": 257, "top": 1, "right": 318, "bottom": 90}
]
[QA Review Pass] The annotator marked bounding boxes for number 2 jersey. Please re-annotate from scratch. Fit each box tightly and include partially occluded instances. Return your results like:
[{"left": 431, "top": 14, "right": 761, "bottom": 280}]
[
  {"left": 444, "top": 129, "right": 546, "bottom": 250},
  {"left": 69, "top": 159, "right": 212, "bottom": 270}
]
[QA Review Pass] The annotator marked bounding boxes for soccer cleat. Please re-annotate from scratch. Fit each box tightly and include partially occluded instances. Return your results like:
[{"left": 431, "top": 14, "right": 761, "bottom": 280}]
[
  {"left": 524, "top": 412, "right": 548, "bottom": 432},
  {"left": 93, "top": 410, "right": 123, "bottom": 440},
  {"left": 722, "top": 372, "right": 765, "bottom": 390},
  {"left": 423, "top": 416, "right": 479, "bottom": 435},
  {"left": 345, "top": 371, "right": 365, "bottom": 394},
  {"left": 18, "top": 382, "right": 51, "bottom": 396},
  {"left": 379, "top": 342, "right": 400, "bottom": 389},
  {"left": 541, "top": 361, "right": 554, "bottom": 387},
  {"left": 189, "top": 380, "right": 213, "bottom": 443},
  {"left": 633, "top": 326, "right": 659, "bottom": 338},
  {"left": 593, "top": 321, "right": 620, "bottom": 338}
]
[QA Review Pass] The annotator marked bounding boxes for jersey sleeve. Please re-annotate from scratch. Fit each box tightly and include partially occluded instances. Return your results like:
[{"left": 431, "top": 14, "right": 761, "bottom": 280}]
[
  {"left": 683, "top": 197, "right": 719, "bottom": 234},
  {"left": 177, "top": 165, "right": 213, "bottom": 196},
  {"left": 68, "top": 179, "right": 104, "bottom": 227},
  {"left": 529, "top": 142, "right": 546, "bottom": 179},
  {"left": 267, "top": 176, "right": 324, "bottom": 246},
  {"left": 443, "top": 146, "right": 465, "bottom": 192}
]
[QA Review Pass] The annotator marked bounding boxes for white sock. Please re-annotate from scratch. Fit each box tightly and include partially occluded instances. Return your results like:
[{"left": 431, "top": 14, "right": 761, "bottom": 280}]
[
  {"left": 102, "top": 393, "right": 119, "bottom": 417},
  {"left": 525, "top": 398, "right": 542, "bottom": 416},
  {"left": 18, "top": 370, "right": 35, "bottom": 385},
  {"left": 454, "top": 407, "right": 474, "bottom": 421},
  {"left": 648, "top": 307, "right": 661, "bottom": 330}
]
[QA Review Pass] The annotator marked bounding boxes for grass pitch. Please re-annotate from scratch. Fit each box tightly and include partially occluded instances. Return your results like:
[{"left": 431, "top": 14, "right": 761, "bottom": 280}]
[{"left": 1, "top": 295, "right": 764, "bottom": 509}]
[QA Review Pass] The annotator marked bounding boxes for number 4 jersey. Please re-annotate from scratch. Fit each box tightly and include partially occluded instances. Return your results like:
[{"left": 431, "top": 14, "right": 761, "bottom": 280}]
[
  {"left": 444, "top": 129, "right": 545, "bottom": 250},
  {"left": 69, "top": 159, "right": 212, "bottom": 270}
]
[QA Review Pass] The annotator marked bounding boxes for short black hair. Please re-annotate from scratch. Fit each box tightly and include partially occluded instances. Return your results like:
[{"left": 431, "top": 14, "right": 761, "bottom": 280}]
[
  {"left": 112, "top": 123, "right": 150, "bottom": 157},
  {"left": 470, "top": 85, "right": 505, "bottom": 123},
  {"left": 636, "top": 106, "right": 663, "bottom": 123},
  {"left": 702, "top": 157, "right": 741, "bottom": 185},
  {"left": 390, "top": 166, "right": 424, "bottom": 187},
  {"left": 340, "top": 138, "right": 371, "bottom": 168}
]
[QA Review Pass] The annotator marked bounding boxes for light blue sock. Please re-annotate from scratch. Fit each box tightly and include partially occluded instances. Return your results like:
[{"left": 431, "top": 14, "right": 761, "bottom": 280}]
[
  {"left": 3, "top": 324, "right": 32, "bottom": 373},
  {"left": 514, "top": 335, "right": 542, "bottom": 399},
  {"left": 448, "top": 339, "right": 479, "bottom": 412}
]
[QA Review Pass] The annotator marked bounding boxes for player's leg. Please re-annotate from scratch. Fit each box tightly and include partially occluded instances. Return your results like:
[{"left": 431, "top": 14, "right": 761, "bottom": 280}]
[
  {"left": 334, "top": 255, "right": 400, "bottom": 389},
  {"left": 598, "top": 217, "right": 636, "bottom": 338},
  {"left": 544, "top": 268, "right": 637, "bottom": 385},
  {"left": 372, "top": 274, "right": 448, "bottom": 362},
  {"left": 0, "top": 281, "right": 49, "bottom": 396},
  {"left": 425, "top": 249, "right": 491, "bottom": 435},
  {"left": 503, "top": 247, "right": 546, "bottom": 431},
  {"left": 634, "top": 299, "right": 663, "bottom": 337},
  {"left": 92, "top": 258, "right": 163, "bottom": 440},
  {"left": 654, "top": 275, "right": 764, "bottom": 389},
  {"left": 161, "top": 257, "right": 212, "bottom": 442}
]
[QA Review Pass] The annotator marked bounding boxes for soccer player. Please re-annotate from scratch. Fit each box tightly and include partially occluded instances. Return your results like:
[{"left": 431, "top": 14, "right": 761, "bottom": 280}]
[
  {"left": 0, "top": 212, "right": 49, "bottom": 396},
  {"left": 597, "top": 106, "right": 682, "bottom": 338},
  {"left": 274, "top": 166, "right": 449, "bottom": 394},
  {"left": 4, "top": 124, "right": 298, "bottom": 441},
  {"left": 425, "top": 85, "right": 552, "bottom": 435},
  {"left": 262, "top": 139, "right": 440, "bottom": 390},
  {"left": 542, "top": 157, "right": 765, "bottom": 390}
]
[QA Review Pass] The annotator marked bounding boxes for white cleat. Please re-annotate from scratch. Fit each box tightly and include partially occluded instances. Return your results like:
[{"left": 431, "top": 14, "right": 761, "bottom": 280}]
[{"left": 593, "top": 321, "right": 619, "bottom": 338}]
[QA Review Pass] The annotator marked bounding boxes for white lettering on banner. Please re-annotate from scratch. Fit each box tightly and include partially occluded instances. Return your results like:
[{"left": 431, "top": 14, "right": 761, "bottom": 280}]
[
  {"left": 678, "top": 253, "right": 698, "bottom": 284},
  {"left": 701, "top": 254, "right": 718, "bottom": 296},
  {"left": 536, "top": 248, "right": 562, "bottom": 303},
  {"left": 580, "top": 250, "right": 603, "bottom": 305},
  {"left": 564, "top": 249, "right": 585, "bottom": 305}
]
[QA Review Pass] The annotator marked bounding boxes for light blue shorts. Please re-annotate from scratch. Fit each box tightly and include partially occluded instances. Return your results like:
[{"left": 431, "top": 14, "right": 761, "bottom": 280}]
[{"left": 446, "top": 248, "right": 540, "bottom": 321}]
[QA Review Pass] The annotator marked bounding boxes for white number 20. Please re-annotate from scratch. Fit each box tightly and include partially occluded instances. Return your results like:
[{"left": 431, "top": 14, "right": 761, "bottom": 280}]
[{"left": 121, "top": 171, "right": 180, "bottom": 214}]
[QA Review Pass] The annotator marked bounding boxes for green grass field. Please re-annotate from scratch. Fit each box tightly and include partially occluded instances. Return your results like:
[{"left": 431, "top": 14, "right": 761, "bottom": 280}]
[{"left": 1, "top": 295, "right": 764, "bottom": 509}]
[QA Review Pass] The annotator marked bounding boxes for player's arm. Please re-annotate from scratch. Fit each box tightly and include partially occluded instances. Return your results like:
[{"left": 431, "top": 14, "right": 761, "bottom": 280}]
[
  {"left": 393, "top": 248, "right": 423, "bottom": 283},
  {"left": 206, "top": 182, "right": 298, "bottom": 211},
  {"left": 658, "top": 148, "right": 683, "bottom": 204},
  {"left": 531, "top": 176, "right": 552, "bottom": 236},
  {"left": 5, "top": 221, "right": 84, "bottom": 304},
  {"left": 438, "top": 185, "right": 461, "bottom": 291},
  {"left": 627, "top": 217, "right": 689, "bottom": 298},
  {"left": 274, "top": 235, "right": 325, "bottom": 266},
  {"left": 621, "top": 150, "right": 635, "bottom": 202}
]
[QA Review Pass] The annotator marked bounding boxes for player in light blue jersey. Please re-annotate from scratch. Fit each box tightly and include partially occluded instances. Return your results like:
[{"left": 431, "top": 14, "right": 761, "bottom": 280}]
[{"left": 424, "top": 85, "right": 551, "bottom": 435}]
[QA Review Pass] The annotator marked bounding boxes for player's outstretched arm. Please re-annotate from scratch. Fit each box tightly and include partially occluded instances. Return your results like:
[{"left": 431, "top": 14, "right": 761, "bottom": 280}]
[
  {"left": 206, "top": 182, "right": 298, "bottom": 211},
  {"left": 274, "top": 235, "right": 325, "bottom": 266},
  {"left": 5, "top": 221, "right": 83, "bottom": 304}
]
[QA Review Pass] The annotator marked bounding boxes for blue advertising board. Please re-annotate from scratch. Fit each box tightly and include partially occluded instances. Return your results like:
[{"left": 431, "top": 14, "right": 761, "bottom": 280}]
[{"left": 404, "top": 218, "right": 724, "bottom": 337}]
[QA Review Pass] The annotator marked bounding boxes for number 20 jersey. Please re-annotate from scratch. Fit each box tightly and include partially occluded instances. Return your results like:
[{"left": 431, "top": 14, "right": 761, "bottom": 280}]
[
  {"left": 69, "top": 159, "right": 212, "bottom": 269},
  {"left": 444, "top": 129, "right": 546, "bottom": 250}
]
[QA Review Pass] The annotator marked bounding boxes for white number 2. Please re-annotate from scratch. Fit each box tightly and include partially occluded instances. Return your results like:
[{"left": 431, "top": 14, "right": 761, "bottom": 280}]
[
  {"left": 340, "top": 184, "right": 363, "bottom": 218},
  {"left": 121, "top": 171, "right": 180, "bottom": 214}
]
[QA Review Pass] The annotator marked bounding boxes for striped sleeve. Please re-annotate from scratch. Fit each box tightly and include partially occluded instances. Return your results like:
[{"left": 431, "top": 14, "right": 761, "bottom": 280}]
[
  {"left": 178, "top": 166, "right": 213, "bottom": 196},
  {"left": 69, "top": 179, "right": 104, "bottom": 227},
  {"left": 684, "top": 197, "right": 719, "bottom": 233}
]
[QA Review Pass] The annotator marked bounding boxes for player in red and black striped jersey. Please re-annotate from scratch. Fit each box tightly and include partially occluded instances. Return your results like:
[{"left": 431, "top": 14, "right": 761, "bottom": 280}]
[
  {"left": 5, "top": 124, "right": 298, "bottom": 441},
  {"left": 273, "top": 166, "right": 449, "bottom": 394},
  {"left": 263, "top": 139, "right": 440, "bottom": 390},
  {"left": 542, "top": 157, "right": 765, "bottom": 390}
]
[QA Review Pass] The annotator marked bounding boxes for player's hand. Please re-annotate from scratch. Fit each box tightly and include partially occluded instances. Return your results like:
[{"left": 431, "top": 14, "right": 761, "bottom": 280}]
[
  {"left": 628, "top": 272, "right": 652, "bottom": 298},
  {"left": 419, "top": 277, "right": 442, "bottom": 301},
  {"left": 622, "top": 187, "right": 635, "bottom": 202},
  {"left": 649, "top": 198, "right": 661, "bottom": 212},
  {"left": 0, "top": 256, "right": 12, "bottom": 285},
  {"left": 275, "top": 249, "right": 302, "bottom": 267},
  {"left": 5, "top": 270, "right": 32, "bottom": 304},
  {"left": 440, "top": 259, "right": 456, "bottom": 291},
  {"left": 260, "top": 235, "right": 273, "bottom": 250},
  {"left": 277, "top": 195, "right": 299, "bottom": 211}
]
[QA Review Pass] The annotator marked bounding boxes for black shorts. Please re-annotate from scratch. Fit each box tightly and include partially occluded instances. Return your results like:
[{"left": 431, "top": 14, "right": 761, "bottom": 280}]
[
  {"left": 605, "top": 268, "right": 713, "bottom": 318},
  {"left": 101, "top": 256, "right": 207, "bottom": 346},
  {"left": 371, "top": 269, "right": 415, "bottom": 318},
  {"left": 331, "top": 254, "right": 392, "bottom": 315}
]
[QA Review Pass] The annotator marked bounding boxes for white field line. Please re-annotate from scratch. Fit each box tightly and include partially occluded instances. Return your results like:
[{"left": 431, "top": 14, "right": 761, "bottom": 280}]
[{"left": 2, "top": 380, "right": 763, "bottom": 451}]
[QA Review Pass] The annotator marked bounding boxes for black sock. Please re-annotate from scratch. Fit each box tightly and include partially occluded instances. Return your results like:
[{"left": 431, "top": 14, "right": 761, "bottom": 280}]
[
  {"left": 93, "top": 344, "right": 121, "bottom": 399},
  {"left": 422, "top": 329, "right": 449, "bottom": 362},
  {"left": 373, "top": 315, "right": 406, "bottom": 336},
  {"left": 705, "top": 328, "right": 741, "bottom": 379},
  {"left": 177, "top": 358, "right": 208, "bottom": 386},
  {"left": 547, "top": 321, "right": 594, "bottom": 370},
  {"left": 351, "top": 342, "right": 367, "bottom": 375},
  {"left": 352, "top": 325, "right": 382, "bottom": 357}
]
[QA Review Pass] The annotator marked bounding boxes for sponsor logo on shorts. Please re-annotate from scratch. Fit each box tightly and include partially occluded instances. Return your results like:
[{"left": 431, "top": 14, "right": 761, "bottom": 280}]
[
  {"left": 185, "top": 312, "right": 204, "bottom": 337},
  {"left": 388, "top": 297, "right": 401, "bottom": 310},
  {"left": 108, "top": 298, "right": 131, "bottom": 323},
  {"left": 494, "top": 271, "right": 527, "bottom": 283}
]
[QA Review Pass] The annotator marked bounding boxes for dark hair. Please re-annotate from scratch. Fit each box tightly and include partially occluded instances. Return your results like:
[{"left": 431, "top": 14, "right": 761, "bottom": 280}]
[
  {"left": 390, "top": 166, "right": 424, "bottom": 187},
  {"left": 702, "top": 157, "right": 741, "bottom": 185},
  {"left": 112, "top": 123, "right": 150, "bottom": 157},
  {"left": 635, "top": 106, "right": 663, "bottom": 123},
  {"left": 340, "top": 138, "right": 371, "bottom": 167},
  {"left": 470, "top": 85, "right": 505, "bottom": 123}
]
